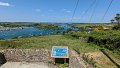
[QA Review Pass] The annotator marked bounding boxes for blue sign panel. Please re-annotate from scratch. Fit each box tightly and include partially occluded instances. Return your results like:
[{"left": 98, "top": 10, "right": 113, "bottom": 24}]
[{"left": 51, "top": 46, "right": 69, "bottom": 58}]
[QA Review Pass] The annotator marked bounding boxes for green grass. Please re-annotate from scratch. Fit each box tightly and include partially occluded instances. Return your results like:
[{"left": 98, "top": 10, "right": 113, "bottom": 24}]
[
  {"left": 0, "top": 35, "right": 99, "bottom": 53},
  {"left": 71, "top": 23, "right": 113, "bottom": 28},
  {"left": 105, "top": 49, "right": 120, "bottom": 65},
  {"left": 73, "top": 23, "right": 97, "bottom": 27}
]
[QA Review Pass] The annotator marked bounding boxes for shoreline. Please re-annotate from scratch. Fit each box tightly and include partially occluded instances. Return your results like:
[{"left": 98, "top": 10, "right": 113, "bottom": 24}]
[{"left": 0, "top": 26, "right": 28, "bottom": 31}]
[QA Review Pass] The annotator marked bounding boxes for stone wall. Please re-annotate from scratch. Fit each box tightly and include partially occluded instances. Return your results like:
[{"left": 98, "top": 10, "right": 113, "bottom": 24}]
[
  {"left": 0, "top": 49, "right": 50, "bottom": 62},
  {"left": 0, "top": 49, "right": 92, "bottom": 68}
]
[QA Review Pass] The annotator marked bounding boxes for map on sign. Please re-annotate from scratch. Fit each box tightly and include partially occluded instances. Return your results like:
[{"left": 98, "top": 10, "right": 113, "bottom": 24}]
[{"left": 51, "top": 46, "right": 69, "bottom": 58}]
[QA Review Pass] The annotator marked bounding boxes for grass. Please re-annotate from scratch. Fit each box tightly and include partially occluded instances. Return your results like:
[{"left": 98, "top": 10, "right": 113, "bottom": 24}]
[
  {"left": 0, "top": 35, "right": 120, "bottom": 68},
  {"left": 71, "top": 23, "right": 106, "bottom": 28},
  {"left": 105, "top": 49, "right": 120, "bottom": 65},
  {"left": 71, "top": 23, "right": 113, "bottom": 28},
  {"left": 0, "top": 35, "right": 99, "bottom": 53}
]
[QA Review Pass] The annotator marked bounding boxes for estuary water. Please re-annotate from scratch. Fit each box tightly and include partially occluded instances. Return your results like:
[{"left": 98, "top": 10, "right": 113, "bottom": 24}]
[{"left": 0, "top": 24, "right": 77, "bottom": 39}]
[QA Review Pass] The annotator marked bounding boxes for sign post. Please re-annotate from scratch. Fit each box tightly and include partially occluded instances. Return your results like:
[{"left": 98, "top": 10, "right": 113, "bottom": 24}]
[{"left": 51, "top": 46, "right": 69, "bottom": 64}]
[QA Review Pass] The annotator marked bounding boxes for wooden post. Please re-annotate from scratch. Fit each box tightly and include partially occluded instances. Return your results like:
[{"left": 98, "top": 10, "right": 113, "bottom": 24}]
[
  {"left": 49, "top": 51, "right": 51, "bottom": 57},
  {"left": 53, "top": 58, "right": 55, "bottom": 64},
  {"left": 64, "top": 58, "right": 66, "bottom": 63}
]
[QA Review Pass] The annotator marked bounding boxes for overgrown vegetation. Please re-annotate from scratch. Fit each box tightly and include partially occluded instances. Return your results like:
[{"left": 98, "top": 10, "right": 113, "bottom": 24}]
[
  {"left": 111, "top": 13, "right": 120, "bottom": 30},
  {"left": 34, "top": 23, "right": 64, "bottom": 30},
  {"left": 68, "top": 30, "right": 120, "bottom": 54}
]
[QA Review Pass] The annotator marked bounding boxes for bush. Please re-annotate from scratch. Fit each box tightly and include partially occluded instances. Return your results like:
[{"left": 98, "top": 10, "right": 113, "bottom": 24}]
[
  {"left": 68, "top": 30, "right": 120, "bottom": 53},
  {"left": 59, "top": 63, "right": 69, "bottom": 68}
]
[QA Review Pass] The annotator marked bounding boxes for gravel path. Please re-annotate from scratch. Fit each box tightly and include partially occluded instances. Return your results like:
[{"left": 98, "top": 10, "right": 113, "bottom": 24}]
[{"left": 0, "top": 62, "right": 49, "bottom": 68}]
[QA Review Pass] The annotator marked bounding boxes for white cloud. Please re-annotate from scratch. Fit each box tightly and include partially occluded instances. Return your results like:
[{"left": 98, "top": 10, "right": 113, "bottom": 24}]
[
  {"left": 66, "top": 10, "right": 71, "bottom": 13},
  {"left": 35, "top": 9, "right": 41, "bottom": 12},
  {"left": 62, "top": 9, "right": 71, "bottom": 13},
  {"left": 0, "top": 2, "right": 11, "bottom": 6}
]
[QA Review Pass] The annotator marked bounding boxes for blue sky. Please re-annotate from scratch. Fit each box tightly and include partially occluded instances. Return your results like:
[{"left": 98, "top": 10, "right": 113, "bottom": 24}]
[{"left": 0, "top": 0, "right": 120, "bottom": 23}]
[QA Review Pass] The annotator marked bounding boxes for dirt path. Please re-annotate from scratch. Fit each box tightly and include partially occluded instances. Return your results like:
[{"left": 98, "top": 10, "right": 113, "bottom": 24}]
[{"left": 0, "top": 62, "right": 49, "bottom": 68}]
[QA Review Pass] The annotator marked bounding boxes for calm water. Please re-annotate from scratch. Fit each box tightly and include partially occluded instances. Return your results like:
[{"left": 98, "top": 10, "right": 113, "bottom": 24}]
[{"left": 0, "top": 24, "right": 76, "bottom": 39}]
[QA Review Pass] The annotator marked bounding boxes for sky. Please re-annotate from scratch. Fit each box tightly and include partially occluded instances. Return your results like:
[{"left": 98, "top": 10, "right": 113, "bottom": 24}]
[{"left": 0, "top": 0, "right": 120, "bottom": 23}]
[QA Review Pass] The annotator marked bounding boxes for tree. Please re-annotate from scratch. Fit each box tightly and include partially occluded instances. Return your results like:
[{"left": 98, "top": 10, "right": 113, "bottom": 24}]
[
  {"left": 115, "top": 13, "right": 120, "bottom": 25},
  {"left": 66, "top": 28, "right": 72, "bottom": 33},
  {"left": 110, "top": 19, "right": 114, "bottom": 24}
]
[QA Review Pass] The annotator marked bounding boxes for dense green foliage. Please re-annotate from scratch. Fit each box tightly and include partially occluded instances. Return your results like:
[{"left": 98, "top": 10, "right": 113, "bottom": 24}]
[
  {"left": 34, "top": 23, "right": 64, "bottom": 30},
  {"left": 112, "top": 14, "right": 120, "bottom": 25},
  {"left": 111, "top": 13, "right": 120, "bottom": 30},
  {"left": 68, "top": 30, "right": 120, "bottom": 53},
  {"left": 68, "top": 31, "right": 88, "bottom": 38},
  {"left": 112, "top": 25, "right": 120, "bottom": 30},
  {"left": 88, "top": 30, "right": 120, "bottom": 52}
]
